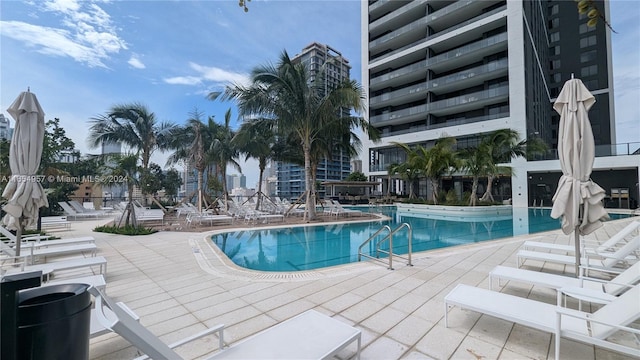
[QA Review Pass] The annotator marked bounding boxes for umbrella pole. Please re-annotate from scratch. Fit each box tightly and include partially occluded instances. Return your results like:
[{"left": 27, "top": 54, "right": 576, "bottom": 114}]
[
  {"left": 574, "top": 227, "right": 580, "bottom": 277},
  {"left": 15, "top": 216, "right": 23, "bottom": 258}
]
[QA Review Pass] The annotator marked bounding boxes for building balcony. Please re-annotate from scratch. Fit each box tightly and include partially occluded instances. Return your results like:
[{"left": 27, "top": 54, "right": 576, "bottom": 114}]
[
  {"left": 370, "top": 82, "right": 428, "bottom": 108},
  {"left": 426, "top": 0, "right": 502, "bottom": 32},
  {"left": 369, "top": 0, "right": 429, "bottom": 37},
  {"left": 427, "top": 85, "right": 509, "bottom": 116},
  {"left": 426, "top": 58, "right": 509, "bottom": 95},
  {"left": 370, "top": 104, "right": 427, "bottom": 127},
  {"left": 424, "top": 32, "right": 508, "bottom": 73},
  {"left": 370, "top": 16, "right": 428, "bottom": 56},
  {"left": 370, "top": 59, "right": 428, "bottom": 90},
  {"left": 369, "top": 0, "right": 410, "bottom": 21}
]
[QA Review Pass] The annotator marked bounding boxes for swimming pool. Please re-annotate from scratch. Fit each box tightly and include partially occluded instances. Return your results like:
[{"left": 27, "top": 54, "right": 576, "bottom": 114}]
[{"left": 210, "top": 207, "right": 630, "bottom": 272}]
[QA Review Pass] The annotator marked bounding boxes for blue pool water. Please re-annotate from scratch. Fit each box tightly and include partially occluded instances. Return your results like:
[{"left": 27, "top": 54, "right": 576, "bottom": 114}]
[{"left": 210, "top": 207, "right": 630, "bottom": 272}]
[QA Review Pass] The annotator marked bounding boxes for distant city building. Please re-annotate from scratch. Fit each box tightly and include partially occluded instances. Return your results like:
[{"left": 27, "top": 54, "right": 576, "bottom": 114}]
[
  {"left": 277, "top": 42, "right": 353, "bottom": 200},
  {"left": 362, "top": 0, "right": 639, "bottom": 208},
  {"left": 56, "top": 149, "right": 80, "bottom": 164},
  {"left": 226, "top": 174, "right": 246, "bottom": 190},
  {"left": 0, "top": 114, "right": 12, "bottom": 140}
]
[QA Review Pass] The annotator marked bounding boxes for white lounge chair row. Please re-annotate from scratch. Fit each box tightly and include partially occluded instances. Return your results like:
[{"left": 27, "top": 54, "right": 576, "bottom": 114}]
[{"left": 446, "top": 221, "right": 640, "bottom": 358}]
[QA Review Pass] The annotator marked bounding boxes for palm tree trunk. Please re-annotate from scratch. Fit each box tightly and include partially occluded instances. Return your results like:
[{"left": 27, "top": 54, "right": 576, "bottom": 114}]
[
  {"left": 197, "top": 170, "right": 204, "bottom": 212},
  {"left": 303, "top": 145, "right": 316, "bottom": 220},
  {"left": 430, "top": 179, "right": 439, "bottom": 205},
  {"left": 480, "top": 175, "right": 495, "bottom": 202},
  {"left": 256, "top": 166, "right": 265, "bottom": 211},
  {"left": 469, "top": 177, "right": 479, "bottom": 206}
]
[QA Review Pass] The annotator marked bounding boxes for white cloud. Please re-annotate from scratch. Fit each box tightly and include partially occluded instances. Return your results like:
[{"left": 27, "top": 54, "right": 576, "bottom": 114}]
[
  {"left": 163, "top": 62, "right": 249, "bottom": 87},
  {"left": 128, "top": 55, "right": 145, "bottom": 69},
  {"left": 163, "top": 76, "right": 202, "bottom": 86},
  {"left": 0, "top": 0, "right": 126, "bottom": 68}
]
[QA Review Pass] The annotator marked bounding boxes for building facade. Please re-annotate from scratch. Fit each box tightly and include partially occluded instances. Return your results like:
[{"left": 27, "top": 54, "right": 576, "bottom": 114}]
[
  {"left": 276, "top": 43, "right": 354, "bottom": 200},
  {"left": 361, "top": 0, "right": 639, "bottom": 208},
  {"left": 0, "top": 114, "right": 12, "bottom": 140}
]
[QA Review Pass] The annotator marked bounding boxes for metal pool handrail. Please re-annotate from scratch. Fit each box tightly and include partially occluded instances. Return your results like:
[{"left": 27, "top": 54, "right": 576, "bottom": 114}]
[{"left": 358, "top": 223, "right": 413, "bottom": 270}]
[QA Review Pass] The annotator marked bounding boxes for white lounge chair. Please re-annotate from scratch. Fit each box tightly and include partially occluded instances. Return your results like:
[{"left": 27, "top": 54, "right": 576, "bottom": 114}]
[
  {"left": 444, "top": 284, "right": 640, "bottom": 358},
  {"left": 68, "top": 200, "right": 105, "bottom": 216},
  {"left": 522, "top": 221, "right": 640, "bottom": 255},
  {"left": 517, "top": 235, "right": 640, "bottom": 274},
  {"left": 489, "top": 261, "right": 640, "bottom": 303},
  {"left": 89, "top": 286, "right": 361, "bottom": 360},
  {"left": 58, "top": 202, "right": 98, "bottom": 219},
  {"left": 1, "top": 256, "right": 107, "bottom": 281}
]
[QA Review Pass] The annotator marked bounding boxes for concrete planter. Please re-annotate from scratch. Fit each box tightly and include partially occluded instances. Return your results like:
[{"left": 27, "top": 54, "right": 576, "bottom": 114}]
[{"left": 395, "top": 203, "right": 513, "bottom": 221}]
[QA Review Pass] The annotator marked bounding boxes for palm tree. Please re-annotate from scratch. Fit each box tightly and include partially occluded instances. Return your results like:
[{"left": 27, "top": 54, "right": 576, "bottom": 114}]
[
  {"left": 210, "top": 109, "right": 241, "bottom": 207},
  {"left": 459, "top": 144, "right": 492, "bottom": 206},
  {"left": 232, "top": 118, "right": 276, "bottom": 210},
  {"left": 166, "top": 109, "right": 214, "bottom": 211},
  {"left": 390, "top": 143, "right": 425, "bottom": 200},
  {"left": 418, "top": 137, "right": 458, "bottom": 204},
  {"left": 222, "top": 51, "right": 371, "bottom": 220},
  {"left": 88, "top": 103, "right": 177, "bottom": 203},
  {"left": 478, "top": 129, "right": 546, "bottom": 202},
  {"left": 98, "top": 153, "right": 140, "bottom": 227}
]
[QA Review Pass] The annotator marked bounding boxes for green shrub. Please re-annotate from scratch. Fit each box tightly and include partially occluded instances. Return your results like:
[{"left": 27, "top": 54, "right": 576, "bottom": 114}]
[
  {"left": 93, "top": 225, "right": 157, "bottom": 236},
  {"left": 445, "top": 190, "right": 458, "bottom": 204}
]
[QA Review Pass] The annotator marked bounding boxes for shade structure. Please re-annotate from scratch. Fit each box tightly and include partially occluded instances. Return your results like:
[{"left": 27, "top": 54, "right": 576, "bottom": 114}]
[
  {"left": 1, "top": 90, "right": 49, "bottom": 255},
  {"left": 550, "top": 78, "right": 608, "bottom": 276}
]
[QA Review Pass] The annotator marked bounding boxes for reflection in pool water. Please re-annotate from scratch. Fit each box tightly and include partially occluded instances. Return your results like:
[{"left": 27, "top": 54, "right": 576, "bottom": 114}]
[{"left": 211, "top": 207, "right": 629, "bottom": 272}]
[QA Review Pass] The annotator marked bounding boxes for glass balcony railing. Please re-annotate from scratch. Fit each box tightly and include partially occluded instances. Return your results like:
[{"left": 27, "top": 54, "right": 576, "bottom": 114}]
[
  {"left": 426, "top": 58, "right": 509, "bottom": 90},
  {"left": 370, "top": 82, "right": 428, "bottom": 105},
  {"left": 531, "top": 142, "right": 640, "bottom": 161},
  {"left": 370, "top": 6, "right": 507, "bottom": 63},
  {"left": 369, "top": 0, "right": 428, "bottom": 30},
  {"left": 370, "top": 104, "right": 427, "bottom": 125},
  {"left": 427, "top": 85, "right": 509, "bottom": 112},
  {"left": 370, "top": 16, "right": 428, "bottom": 50},
  {"left": 425, "top": 32, "right": 508, "bottom": 68},
  {"left": 426, "top": 0, "right": 476, "bottom": 23},
  {"left": 370, "top": 60, "right": 427, "bottom": 87}
]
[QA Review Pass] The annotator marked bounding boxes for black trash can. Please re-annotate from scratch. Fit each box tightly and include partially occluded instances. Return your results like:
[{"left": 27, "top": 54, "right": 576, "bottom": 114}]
[{"left": 17, "top": 284, "right": 91, "bottom": 360}]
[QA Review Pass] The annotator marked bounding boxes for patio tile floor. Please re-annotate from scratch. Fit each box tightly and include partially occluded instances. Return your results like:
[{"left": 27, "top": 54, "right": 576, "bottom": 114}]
[{"left": 39, "top": 214, "right": 639, "bottom": 359}]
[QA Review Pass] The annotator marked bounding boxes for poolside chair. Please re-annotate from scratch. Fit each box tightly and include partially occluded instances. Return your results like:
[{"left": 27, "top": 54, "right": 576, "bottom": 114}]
[
  {"left": 68, "top": 200, "right": 105, "bottom": 216},
  {"left": 58, "top": 202, "right": 97, "bottom": 219},
  {"left": 517, "top": 235, "right": 640, "bottom": 274},
  {"left": 1, "top": 227, "right": 97, "bottom": 264},
  {"left": 444, "top": 284, "right": 640, "bottom": 358},
  {"left": 89, "top": 285, "right": 361, "bottom": 360},
  {"left": 1, "top": 255, "right": 107, "bottom": 281},
  {"left": 489, "top": 261, "right": 640, "bottom": 304},
  {"left": 522, "top": 221, "right": 640, "bottom": 255}
]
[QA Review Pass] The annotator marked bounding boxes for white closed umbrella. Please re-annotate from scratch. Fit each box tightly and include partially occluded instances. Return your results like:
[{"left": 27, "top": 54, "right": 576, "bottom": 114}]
[
  {"left": 1, "top": 89, "right": 49, "bottom": 256},
  {"left": 550, "top": 78, "right": 608, "bottom": 276}
]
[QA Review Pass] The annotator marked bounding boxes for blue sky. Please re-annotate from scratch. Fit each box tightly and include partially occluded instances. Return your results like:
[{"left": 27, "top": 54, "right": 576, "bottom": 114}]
[{"left": 1, "top": 0, "right": 638, "bottom": 187}]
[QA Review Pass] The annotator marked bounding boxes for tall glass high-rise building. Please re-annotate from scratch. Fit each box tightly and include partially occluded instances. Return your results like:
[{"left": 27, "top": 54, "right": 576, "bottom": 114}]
[{"left": 362, "top": 0, "right": 638, "bottom": 208}]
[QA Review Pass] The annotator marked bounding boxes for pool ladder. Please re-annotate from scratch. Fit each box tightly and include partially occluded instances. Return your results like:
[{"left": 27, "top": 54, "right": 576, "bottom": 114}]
[{"left": 358, "top": 223, "right": 412, "bottom": 270}]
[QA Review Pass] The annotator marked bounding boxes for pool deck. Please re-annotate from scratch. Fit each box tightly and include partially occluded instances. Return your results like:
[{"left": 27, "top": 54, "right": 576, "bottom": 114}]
[{"left": 42, "top": 213, "right": 639, "bottom": 359}]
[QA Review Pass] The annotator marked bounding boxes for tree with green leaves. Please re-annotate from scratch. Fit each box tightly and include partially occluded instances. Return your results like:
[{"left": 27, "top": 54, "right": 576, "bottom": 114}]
[
  {"left": 100, "top": 154, "right": 140, "bottom": 227},
  {"left": 162, "top": 168, "right": 182, "bottom": 203},
  {"left": 222, "top": 51, "right": 372, "bottom": 220},
  {"left": 88, "top": 102, "right": 177, "bottom": 196},
  {"left": 345, "top": 172, "right": 367, "bottom": 182},
  {"left": 418, "top": 137, "right": 458, "bottom": 204},
  {"left": 458, "top": 143, "right": 492, "bottom": 206},
  {"left": 166, "top": 109, "right": 216, "bottom": 211},
  {"left": 210, "top": 109, "right": 241, "bottom": 208},
  {"left": 232, "top": 119, "right": 276, "bottom": 210}
]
